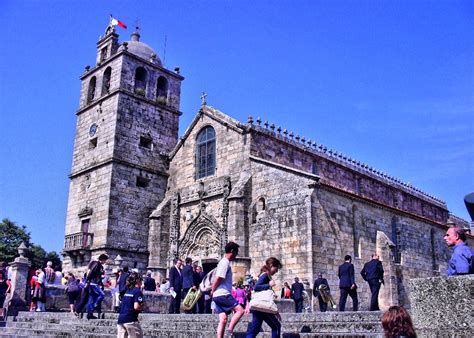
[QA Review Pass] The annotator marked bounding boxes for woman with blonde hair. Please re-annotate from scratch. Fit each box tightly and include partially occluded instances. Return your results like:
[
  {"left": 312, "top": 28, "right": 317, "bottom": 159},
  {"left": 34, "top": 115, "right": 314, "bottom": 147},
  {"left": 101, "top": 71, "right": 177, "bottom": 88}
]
[{"left": 245, "top": 257, "right": 283, "bottom": 338}]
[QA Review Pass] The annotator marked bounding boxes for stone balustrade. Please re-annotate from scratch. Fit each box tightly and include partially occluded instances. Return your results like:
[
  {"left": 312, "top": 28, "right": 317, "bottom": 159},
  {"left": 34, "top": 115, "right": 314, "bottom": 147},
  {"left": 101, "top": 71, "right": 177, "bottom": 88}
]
[{"left": 63, "top": 232, "right": 93, "bottom": 251}]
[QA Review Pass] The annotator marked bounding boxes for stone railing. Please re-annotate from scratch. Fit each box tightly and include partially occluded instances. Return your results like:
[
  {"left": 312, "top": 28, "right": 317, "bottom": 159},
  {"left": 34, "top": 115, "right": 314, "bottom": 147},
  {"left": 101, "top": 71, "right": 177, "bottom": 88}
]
[{"left": 64, "top": 232, "right": 93, "bottom": 251}]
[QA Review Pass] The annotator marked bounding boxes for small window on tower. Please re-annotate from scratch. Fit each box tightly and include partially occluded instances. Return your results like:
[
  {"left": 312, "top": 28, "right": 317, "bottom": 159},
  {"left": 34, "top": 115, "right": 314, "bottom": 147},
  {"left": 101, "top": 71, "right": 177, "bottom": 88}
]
[
  {"left": 87, "top": 76, "right": 97, "bottom": 104},
  {"left": 89, "top": 137, "right": 98, "bottom": 149},
  {"left": 134, "top": 67, "right": 147, "bottom": 97},
  {"left": 156, "top": 76, "right": 169, "bottom": 105},
  {"left": 102, "top": 67, "right": 112, "bottom": 95},
  {"left": 136, "top": 176, "right": 150, "bottom": 188},
  {"left": 139, "top": 136, "right": 153, "bottom": 149},
  {"left": 100, "top": 46, "right": 108, "bottom": 62}
]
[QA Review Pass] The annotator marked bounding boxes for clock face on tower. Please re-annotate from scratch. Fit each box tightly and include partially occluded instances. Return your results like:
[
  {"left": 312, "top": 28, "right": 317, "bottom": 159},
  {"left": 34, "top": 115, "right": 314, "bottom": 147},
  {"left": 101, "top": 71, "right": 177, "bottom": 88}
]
[{"left": 89, "top": 123, "right": 98, "bottom": 137}]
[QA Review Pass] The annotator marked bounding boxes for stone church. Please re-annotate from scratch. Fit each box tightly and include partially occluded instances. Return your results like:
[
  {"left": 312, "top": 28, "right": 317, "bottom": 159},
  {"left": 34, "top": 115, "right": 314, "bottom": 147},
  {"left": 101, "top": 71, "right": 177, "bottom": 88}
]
[{"left": 62, "top": 23, "right": 471, "bottom": 308}]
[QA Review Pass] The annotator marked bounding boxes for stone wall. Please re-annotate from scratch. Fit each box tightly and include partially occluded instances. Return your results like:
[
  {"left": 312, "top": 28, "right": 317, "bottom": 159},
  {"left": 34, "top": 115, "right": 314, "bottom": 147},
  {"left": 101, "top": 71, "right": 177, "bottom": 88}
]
[
  {"left": 249, "top": 127, "right": 448, "bottom": 224},
  {"left": 409, "top": 274, "right": 474, "bottom": 337},
  {"left": 311, "top": 185, "right": 453, "bottom": 310}
]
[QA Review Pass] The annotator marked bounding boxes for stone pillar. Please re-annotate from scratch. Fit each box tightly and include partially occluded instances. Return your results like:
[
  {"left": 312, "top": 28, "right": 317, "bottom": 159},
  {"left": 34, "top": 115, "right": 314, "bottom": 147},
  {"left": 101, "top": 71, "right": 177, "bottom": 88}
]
[
  {"left": 7, "top": 242, "right": 32, "bottom": 315},
  {"left": 376, "top": 231, "right": 398, "bottom": 310}
]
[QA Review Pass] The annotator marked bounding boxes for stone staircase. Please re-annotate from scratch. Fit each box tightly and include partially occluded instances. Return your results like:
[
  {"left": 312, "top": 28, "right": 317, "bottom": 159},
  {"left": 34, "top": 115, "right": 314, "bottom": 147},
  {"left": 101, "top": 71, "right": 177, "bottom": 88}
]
[{"left": 1, "top": 311, "right": 385, "bottom": 337}]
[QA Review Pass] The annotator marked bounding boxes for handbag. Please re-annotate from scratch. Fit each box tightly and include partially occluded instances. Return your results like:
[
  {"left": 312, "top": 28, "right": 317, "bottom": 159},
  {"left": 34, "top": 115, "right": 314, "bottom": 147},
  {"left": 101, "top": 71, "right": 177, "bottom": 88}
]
[{"left": 249, "top": 289, "right": 278, "bottom": 314}]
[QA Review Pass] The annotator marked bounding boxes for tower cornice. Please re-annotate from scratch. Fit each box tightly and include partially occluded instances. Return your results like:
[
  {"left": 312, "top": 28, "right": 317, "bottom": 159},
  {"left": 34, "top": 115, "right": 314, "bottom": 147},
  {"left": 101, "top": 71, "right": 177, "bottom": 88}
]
[
  {"left": 75, "top": 87, "right": 183, "bottom": 117},
  {"left": 80, "top": 49, "right": 184, "bottom": 81}
]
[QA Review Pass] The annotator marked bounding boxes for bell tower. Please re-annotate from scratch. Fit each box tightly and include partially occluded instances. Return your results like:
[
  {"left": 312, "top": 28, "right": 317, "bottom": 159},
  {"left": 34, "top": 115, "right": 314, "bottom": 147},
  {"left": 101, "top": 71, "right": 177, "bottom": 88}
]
[{"left": 62, "top": 22, "right": 184, "bottom": 273}]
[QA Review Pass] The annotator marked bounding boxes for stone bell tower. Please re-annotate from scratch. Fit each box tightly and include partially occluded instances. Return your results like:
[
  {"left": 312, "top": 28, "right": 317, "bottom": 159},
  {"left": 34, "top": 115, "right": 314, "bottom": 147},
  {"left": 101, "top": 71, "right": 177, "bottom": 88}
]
[{"left": 62, "top": 22, "right": 184, "bottom": 273}]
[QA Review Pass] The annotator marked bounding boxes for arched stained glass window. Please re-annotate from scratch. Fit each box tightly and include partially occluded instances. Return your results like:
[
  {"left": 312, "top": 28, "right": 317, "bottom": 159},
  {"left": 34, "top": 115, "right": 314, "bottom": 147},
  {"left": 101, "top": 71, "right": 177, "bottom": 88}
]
[{"left": 196, "top": 126, "right": 216, "bottom": 179}]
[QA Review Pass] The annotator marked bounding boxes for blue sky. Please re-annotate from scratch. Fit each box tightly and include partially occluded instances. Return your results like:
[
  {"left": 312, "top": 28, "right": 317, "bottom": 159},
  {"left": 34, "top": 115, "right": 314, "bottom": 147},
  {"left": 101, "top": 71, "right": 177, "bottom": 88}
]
[{"left": 1, "top": 0, "right": 472, "bottom": 253}]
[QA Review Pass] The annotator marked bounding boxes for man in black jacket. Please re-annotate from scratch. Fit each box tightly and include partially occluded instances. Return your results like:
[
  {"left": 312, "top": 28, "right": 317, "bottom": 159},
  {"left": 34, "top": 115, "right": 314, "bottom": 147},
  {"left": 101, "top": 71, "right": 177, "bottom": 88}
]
[
  {"left": 291, "top": 277, "right": 305, "bottom": 313},
  {"left": 338, "top": 255, "right": 358, "bottom": 312},
  {"left": 168, "top": 258, "right": 183, "bottom": 314},
  {"left": 313, "top": 273, "right": 330, "bottom": 312},
  {"left": 360, "top": 253, "right": 384, "bottom": 311}
]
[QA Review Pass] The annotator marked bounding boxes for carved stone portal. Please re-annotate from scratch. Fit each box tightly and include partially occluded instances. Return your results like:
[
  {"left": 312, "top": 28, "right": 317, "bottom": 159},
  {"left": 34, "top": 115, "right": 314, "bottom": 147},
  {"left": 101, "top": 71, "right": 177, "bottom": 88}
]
[{"left": 178, "top": 213, "right": 222, "bottom": 261}]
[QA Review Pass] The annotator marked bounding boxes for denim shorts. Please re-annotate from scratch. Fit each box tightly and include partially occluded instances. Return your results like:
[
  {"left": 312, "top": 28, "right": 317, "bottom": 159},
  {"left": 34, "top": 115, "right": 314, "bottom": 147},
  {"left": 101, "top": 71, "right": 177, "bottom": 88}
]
[{"left": 213, "top": 294, "right": 239, "bottom": 314}]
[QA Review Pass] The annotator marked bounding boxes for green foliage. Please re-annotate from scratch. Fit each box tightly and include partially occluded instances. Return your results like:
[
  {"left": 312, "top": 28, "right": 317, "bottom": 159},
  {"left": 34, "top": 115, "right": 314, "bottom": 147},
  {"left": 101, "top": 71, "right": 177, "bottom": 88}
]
[
  {"left": 0, "top": 218, "right": 61, "bottom": 269},
  {"left": 26, "top": 244, "right": 47, "bottom": 269},
  {"left": 0, "top": 218, "right": 31, "bottom": 263},
  {"left": 45, "top": 251, "right": 62, "bottom": 270}
]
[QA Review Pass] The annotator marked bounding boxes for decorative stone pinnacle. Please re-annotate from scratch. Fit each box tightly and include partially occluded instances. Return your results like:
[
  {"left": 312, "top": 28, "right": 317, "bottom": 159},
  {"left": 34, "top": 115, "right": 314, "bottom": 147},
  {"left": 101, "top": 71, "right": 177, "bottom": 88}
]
[
  {"left": 295, "top": 135, "right": 300, "bottom": 141},
  {"left": 264, "top": 121, "right": 269, "bottom": 128},
  {"left": 270, "top": 124, "right": 275, "bottom": 131},
  {"left": 301, "top": 136, "right": 306, "bottom": 143},
  {"left": 115, "top": 254, "right": 123, "bottom": 266},
  {"left": 283, "top": 129, "right": 288, "bottom": 136},
  {"left": 256, "top": 117, "right": 261, "bottom": 125},
  {"left": 289, "top": 132, "right": 294, "bottom": 139},
  {"left": 18, "top": 242, "right": 28, "bottom": 258},
  {"left": 247, "top": 116, "right": 254, "bottom": 124},
  {"left": 277, "top": 126, "right": 282, "bottom": 133}
]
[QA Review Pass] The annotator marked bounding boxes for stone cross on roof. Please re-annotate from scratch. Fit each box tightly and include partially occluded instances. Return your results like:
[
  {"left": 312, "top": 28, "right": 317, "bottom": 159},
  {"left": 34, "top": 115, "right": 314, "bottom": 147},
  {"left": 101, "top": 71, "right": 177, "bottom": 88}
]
[{"left": 200, "top": 92, "right": 207, "bottom": 106}]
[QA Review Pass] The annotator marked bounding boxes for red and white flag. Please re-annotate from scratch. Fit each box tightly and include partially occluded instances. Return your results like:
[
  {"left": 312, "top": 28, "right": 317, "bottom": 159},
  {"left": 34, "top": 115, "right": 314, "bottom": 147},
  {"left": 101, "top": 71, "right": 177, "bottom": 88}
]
[{"left": 110, "top": 15, "right": 127, "bottom": 29}]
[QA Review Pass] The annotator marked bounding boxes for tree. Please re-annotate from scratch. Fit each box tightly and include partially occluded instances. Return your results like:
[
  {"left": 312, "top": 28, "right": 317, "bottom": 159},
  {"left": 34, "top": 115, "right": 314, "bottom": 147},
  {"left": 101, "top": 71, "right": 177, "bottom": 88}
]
[
  {"left": 0, "top": 218, "right": 62, "bottom": 269},
  {"left": 26, "top": 244, "right": 47, "bottom": 269},
  {"left": 45, "top": 251, "right": 62, "bottom": 271},
  {"left": 0, "top": 218, "right": 31, "bottom": 263}
]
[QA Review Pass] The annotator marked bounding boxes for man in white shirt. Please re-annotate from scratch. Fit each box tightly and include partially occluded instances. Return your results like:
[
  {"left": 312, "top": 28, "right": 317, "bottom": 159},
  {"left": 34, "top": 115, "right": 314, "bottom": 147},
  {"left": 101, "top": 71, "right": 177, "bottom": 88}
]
[{"left": 211, "top": 242, "right": 244, "bottom": 338}]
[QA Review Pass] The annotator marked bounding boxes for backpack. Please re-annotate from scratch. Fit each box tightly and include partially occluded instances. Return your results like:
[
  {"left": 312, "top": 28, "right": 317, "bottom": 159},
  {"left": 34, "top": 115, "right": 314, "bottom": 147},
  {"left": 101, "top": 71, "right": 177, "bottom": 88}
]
[{"left": 199, "top": 267, "right": 217, "bottom": 293}]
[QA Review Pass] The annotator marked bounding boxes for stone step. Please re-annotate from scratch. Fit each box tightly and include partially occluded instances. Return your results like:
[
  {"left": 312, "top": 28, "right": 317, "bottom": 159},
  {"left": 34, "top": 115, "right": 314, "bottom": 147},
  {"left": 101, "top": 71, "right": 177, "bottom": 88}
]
[
  {"left": 13, "top": 311, "right": 384, "bottom": 323},
  {"left": 4, "top": 311, "right": 385, "bottom": 337}
]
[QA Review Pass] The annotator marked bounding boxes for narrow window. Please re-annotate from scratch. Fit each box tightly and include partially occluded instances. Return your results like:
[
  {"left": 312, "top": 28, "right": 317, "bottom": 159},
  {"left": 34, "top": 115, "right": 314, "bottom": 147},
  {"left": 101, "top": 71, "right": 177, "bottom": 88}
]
[
  {"left": 100, "top": 46, "right": 108, "bottom": 62},
  {"left": 311, "top": 161, "right": 318, "bottom": 175},
  {"left": 81, "top": 219, "right": 90, "bottom": 247},
  {"left": 89, "top": 137, "right": 98, "bottom": 149},
  {"left": 136, "top": 176, "right": 150, "bottom": 188},
  {"left": 352, "top": 205, "right": 360, "bottom": 258},
  {"left": 391, "top": 217, "right": 401, "bottom": 263},
  {"left": 134, "top": 67, "right": 147, "bottom": 96},
  {"left": 102, "top": 67, "right": 112, "bottom": 95},
  {"left": 87, "top": 76, "right": 96, "bottom": 103},
  {"left": 139, "top": 136, "right": 153, "bottom": 149},
  {"left": 430, "top": 228, "right": 438, "bottom": 271},
  {"left": 81, "top": 219, "right": 90, "bottom": 233},
  {"left": 257, "top": 198, "right": 266, "bottom": 211},
  {"left": 156, "top": 76, "right": 169, "bottom": 105},
  {"left": 196, "top": 126, "right": 216, "bottom": 179}
]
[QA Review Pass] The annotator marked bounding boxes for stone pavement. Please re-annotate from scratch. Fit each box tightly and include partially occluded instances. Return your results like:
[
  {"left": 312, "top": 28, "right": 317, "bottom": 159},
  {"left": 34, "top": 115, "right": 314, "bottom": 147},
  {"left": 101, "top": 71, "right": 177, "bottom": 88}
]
[{"left": 1, "top": 311, "right": 385, "bottom": 337}]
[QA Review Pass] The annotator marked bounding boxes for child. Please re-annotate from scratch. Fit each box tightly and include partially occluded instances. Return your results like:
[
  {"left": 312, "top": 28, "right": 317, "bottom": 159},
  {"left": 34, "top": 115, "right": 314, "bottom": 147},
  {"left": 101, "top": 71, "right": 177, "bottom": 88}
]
[{"left": 117, "top": 272, "right": 144, "bottom": 338}]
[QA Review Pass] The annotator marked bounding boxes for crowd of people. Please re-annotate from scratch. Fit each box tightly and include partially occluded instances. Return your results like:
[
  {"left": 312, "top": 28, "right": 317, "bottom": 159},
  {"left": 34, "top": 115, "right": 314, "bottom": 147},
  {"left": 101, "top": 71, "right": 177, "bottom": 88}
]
[{"left": 1, "top": 226, "right": 472, "bottom": 338}]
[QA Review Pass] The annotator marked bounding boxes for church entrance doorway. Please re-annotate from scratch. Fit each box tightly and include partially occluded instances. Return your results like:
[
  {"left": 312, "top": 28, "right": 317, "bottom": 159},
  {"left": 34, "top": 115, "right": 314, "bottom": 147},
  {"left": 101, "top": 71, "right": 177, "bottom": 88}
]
[{"left": 201, "top": 259, "right": 218, "bottom": 274}]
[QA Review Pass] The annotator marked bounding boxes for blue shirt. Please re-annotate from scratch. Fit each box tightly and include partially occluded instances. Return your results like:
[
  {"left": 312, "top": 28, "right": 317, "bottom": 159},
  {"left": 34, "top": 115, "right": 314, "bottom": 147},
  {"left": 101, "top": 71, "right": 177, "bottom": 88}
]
[
  {"left": 447, "top": 242, "right": 473, "bottom": 276},
  {"left": 118, "top": 287, "right": 143, "bottom": 324}
]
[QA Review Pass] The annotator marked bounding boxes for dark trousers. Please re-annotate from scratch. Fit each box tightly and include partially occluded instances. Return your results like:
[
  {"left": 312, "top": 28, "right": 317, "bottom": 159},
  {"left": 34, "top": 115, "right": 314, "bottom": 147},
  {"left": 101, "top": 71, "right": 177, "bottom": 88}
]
[
  {"left": 169, "top": 290, "right": 182, "bottom": 314},
  {"left": 194, "top": 293, "right": 205, "bottom": 314},
  {"left": 294, "top": 299, "right": 303, "bottom": 313},
  {"left": 87, "top": 284, "right": 105, "bottom": 313},
  {"left": 368, "top": 280, "right": 381, "bottom": 311},
  {"left": 246, "top": 311, "right": 281, "bottom": 338},
  {"left": 75, "top": 287, "right": 89, "bottom": 313},
  {"left": 317, "top": 295, "right": 328, "bottom": 312},
  {"left": 339, "top": 287, "right": 358, "bottom": 311}
]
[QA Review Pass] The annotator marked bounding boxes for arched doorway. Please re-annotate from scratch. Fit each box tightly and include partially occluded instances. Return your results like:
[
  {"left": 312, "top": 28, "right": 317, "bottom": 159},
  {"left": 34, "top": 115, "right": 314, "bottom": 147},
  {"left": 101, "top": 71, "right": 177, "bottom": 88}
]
[{"left": 201, "top": 258, "right": 218, "bottom": 274}]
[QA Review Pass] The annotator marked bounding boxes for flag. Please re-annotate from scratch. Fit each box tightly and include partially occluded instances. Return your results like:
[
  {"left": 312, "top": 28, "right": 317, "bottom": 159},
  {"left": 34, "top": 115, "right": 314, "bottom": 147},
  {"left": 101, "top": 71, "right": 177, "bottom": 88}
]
[{"left": 110, "top": 15, "right": 127, "bottom": 29}]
